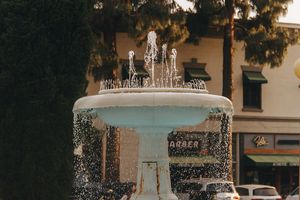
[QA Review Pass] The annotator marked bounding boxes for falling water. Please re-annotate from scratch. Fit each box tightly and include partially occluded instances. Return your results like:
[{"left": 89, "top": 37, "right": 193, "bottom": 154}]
[
  {"left": 73, "top": 30, "right": 233, "bottom": 199},
  {"left": 73, "top": 113, "right": 106, "bottom": 200},
  {"left": 99, "top": 31, "right": 206, "bottom": 91}
]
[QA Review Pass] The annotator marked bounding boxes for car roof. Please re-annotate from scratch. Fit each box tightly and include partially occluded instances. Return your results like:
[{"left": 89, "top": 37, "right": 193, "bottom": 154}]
[
  {"left": 179, "top": 178, "right": 233, "bottom": 184},
  {"left": 236, "top": 184, "right": 276, "bottom": 190}
]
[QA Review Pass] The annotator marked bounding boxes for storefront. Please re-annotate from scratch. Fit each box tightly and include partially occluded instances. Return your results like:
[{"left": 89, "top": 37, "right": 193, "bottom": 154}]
[
  {"left": 239, "top": 133, "right": 300, "bottom": 195},
  {"left": 167, "top": 131, "right": 230, "bottom": 185}
]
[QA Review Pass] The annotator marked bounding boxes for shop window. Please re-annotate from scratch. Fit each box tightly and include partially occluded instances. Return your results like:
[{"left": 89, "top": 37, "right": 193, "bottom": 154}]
[
  {"left": 183, "top": 58, "right": 211, "bottom": 82},
  {"left": 242, "top": 67, "right": 267, "bottom": 111},
  {"left": 277, "top": 140, "right": 300, "bottom": 145},
  {"left": 243, "top": 81, "right": 261, "bottom": 109}
]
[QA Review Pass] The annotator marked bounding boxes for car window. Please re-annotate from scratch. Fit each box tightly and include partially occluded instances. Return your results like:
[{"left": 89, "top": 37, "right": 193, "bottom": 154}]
[
  {"left": 253, "top": 188, "right": 278, "bottom": 196},
  {"left": 206, "top": 183, "right": 234, "bottom": 193},
  {"left": 236, "top": 187, "right": 249, "bottom": 195},
  {"left": 176, "top": 183, "right": 203, "bottom": 193}
]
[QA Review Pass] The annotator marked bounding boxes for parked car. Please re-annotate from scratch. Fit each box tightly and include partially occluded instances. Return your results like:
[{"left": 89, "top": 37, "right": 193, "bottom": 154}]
[
  {"left": 286, "top": 187, "right": 299, "bottom": 200},
  {"left": 174, "top": 178, "right": 240, "bottom": 200},
  {"left": 235, "top": 184, "right": 282, "bottom": 200}
]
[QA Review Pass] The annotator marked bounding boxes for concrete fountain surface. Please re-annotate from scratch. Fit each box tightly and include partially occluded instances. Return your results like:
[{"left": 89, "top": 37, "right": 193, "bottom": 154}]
[
  {"left": 73, "top": 88, "right": 232, "bottom": 128},
  {"left": 73, "top": 31, "right": 233, "bottom": 200},
  {"left": 73, "top": 87, "right": 233, "bottom": 200}
]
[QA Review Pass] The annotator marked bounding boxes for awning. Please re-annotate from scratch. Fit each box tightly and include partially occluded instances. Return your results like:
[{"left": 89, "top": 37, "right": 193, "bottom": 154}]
[
  {"left": 245, "top": 155, "right": 299, "bottom": 166},
  {"left": 185, "top": 68, "right": 211, "bottom": 81},
  {"left": 243, "top": 71, "right": 268, "bottom": 84},
  {"left": 123, "top": 65, "right": 149, "bottom": 78},
  {"left": 135, "top": 66, "right": 149, "bottom": 77},
  {"left": 170, "top": 156, "right": 219, "bottom": 167}
]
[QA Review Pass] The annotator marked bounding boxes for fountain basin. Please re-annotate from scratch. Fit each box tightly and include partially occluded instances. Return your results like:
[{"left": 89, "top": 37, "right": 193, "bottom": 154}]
[
  {"left": 73, "top": 88, "right": 233, "bottom": 200},
  {"left": 73, "top": 88, "right": 232, "bottom": 129}
]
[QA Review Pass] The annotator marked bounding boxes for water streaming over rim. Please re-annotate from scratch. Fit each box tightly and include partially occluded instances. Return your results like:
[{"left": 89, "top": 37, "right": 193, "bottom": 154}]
[{"left": 72, "top": 31, "right": 234, "bottom": 200}]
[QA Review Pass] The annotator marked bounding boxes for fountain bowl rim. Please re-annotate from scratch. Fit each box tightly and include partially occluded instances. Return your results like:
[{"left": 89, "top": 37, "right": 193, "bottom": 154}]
[
  {"left": 98, "top": 87, "right": 208, "bottom": 94},
  {"left": 73, "top": 88, "right": 233, "bottom": 114}
]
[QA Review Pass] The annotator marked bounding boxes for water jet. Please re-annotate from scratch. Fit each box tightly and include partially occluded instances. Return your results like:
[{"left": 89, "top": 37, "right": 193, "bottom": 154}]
[{"left": 73, "top": 31, "right": 233, "bottom": 200}]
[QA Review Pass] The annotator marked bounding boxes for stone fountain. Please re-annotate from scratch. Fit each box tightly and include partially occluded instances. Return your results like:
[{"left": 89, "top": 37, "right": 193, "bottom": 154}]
[{"left": 73, "top": 31, "right": 233, "bottom": 200}]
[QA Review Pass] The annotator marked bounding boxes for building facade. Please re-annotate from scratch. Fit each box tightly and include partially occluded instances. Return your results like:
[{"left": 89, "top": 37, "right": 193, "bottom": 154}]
[{"left": 86, "top": 23, "right": 300, "bottom": 195}]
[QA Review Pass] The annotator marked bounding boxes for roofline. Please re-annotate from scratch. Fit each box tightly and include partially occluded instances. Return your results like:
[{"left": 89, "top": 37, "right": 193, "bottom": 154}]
[
  {"left": 179, "top": 178, "right": 233, "bottom": 183},
  {"left": 202, "top": 21, "right": 300, "bottom": 39},
  {"left": 277, "top": 22, "right": 300, "bottom": 29},
  {"left": 236, "top": 184, "right": 276, "bottom": 189}
]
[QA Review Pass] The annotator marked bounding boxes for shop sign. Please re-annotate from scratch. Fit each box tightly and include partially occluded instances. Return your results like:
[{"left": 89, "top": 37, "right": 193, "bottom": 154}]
[
  {"left": 168, "top": 139, "right": 203, "bottom": 156},
  {"left": 168, "top": 140, "right": 199, "bottom": 149},
  {"left": 253, "top": 136, "right": 269, "bottom": 147},
  {"left": 273, "top": 162, "right": 299, "bottom": 166},
  {"left": 168, "top": 132, "right": 209, "bottom": 156},
  {"left": 272, "top": 162, "right": 287, "bottom": 166}
]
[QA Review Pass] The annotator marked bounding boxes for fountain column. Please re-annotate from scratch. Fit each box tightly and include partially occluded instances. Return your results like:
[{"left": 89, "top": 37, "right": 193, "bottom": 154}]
[{"left": 131, "top": 127, "right": 178, "bottom": 200}]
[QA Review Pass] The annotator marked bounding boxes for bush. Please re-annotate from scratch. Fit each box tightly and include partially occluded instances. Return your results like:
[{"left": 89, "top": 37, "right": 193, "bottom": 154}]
[{"left": 0, "top": 0, "right": 91, "bottom": 199}]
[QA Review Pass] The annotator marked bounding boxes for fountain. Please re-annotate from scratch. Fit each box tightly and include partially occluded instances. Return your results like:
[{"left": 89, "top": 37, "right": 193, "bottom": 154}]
[{"left": 73, "top": 31, "right": 233, "bottom": 200}]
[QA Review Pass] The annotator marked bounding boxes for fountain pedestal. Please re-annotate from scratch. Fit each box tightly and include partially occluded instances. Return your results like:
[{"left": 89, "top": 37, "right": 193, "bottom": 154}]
[{"left": 131, "top": 128, "right": 177, "bottom": 200}]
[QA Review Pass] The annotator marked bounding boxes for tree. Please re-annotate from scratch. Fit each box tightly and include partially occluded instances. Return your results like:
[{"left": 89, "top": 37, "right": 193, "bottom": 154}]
[
  {"left": 188, "top": 0, "right": 299, "bottom": 99},
  {"left": 129, "top": 0, "right": 189, "bottom": 46},
  {"left": 222, "top": 0, "right": 235, "bottom": 100},
  {"left": 235, "top": 0, "right": 299, "bottom": 66},
  {"left": 88, "top": 0, "right": 189, "bottom": 81},
  {"left": 87, "top": 0, "right": 190, "bottom": 183},
  {"left": 186, "top": 0, "right": 223, "bottom": 44},
  {"left": 222, "top": 0, "right": 300, "bottom": 99},
  {"left": 0, "top": 0, "right": 91, "bottom": 199}
]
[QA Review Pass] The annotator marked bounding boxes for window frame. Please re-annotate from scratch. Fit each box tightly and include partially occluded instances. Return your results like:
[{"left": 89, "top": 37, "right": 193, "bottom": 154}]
[
  {"left": 241, "top": 66, "right": 267, "bottom": 112},
  {"left": 242, "top": 77, "right": 262, "bottom": 111}
]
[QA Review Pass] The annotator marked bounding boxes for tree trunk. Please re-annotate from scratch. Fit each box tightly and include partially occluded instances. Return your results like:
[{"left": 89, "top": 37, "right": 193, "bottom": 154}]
[
  {"left": 102, "top": 28, "right": 118, "bottom": 80},
  {"left": 222, "top": 0, "right": 235, "bottom": 181},
  {"left": 222, "top": 0, "right": 235, "bottom": 100}
]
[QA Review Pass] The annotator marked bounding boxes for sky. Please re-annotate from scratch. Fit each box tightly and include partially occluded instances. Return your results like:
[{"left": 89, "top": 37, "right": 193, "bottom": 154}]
[{"left": 176, "top": 0, "right": 300, "bottom": 24}]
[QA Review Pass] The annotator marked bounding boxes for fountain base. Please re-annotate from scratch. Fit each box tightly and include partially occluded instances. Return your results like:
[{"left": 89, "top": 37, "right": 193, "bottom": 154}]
[{"left": 130, "top": 128, "right": 178, "bottom": 200}]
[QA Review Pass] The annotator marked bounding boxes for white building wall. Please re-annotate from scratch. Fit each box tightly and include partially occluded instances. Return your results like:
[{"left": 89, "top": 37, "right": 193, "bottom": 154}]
[
  {"left": 116, "top": 32, "right": 300, "bottom": 118},
  {"left": 233, "top": 41, "right": 300, "bottom": 118}
]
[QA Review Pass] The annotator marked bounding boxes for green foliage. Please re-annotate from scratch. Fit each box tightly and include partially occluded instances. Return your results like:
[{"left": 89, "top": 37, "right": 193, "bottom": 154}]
[
  {"left": 186, "top": 0, "right": 225, "bottom": 43},
  {"left": 188, "top": 0, "right": 300, "bottom": 67},
  {"left": 0, "top": 0, "right": 91, "bottom": 199},
  {"left": 130, "top": 0, "right": 189, "bottom": 45},
  {"left": 240, "top": 26, "right": 299, "bottom": 67},
  {"left": 234, "top": 0, "right": 300, "bottom": 67},
  {"left": 88, "top": 0, "right": 190, "bottom": 81},
  {"left": 87, "top": 0, "right": 128, "bottom": 80}
]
